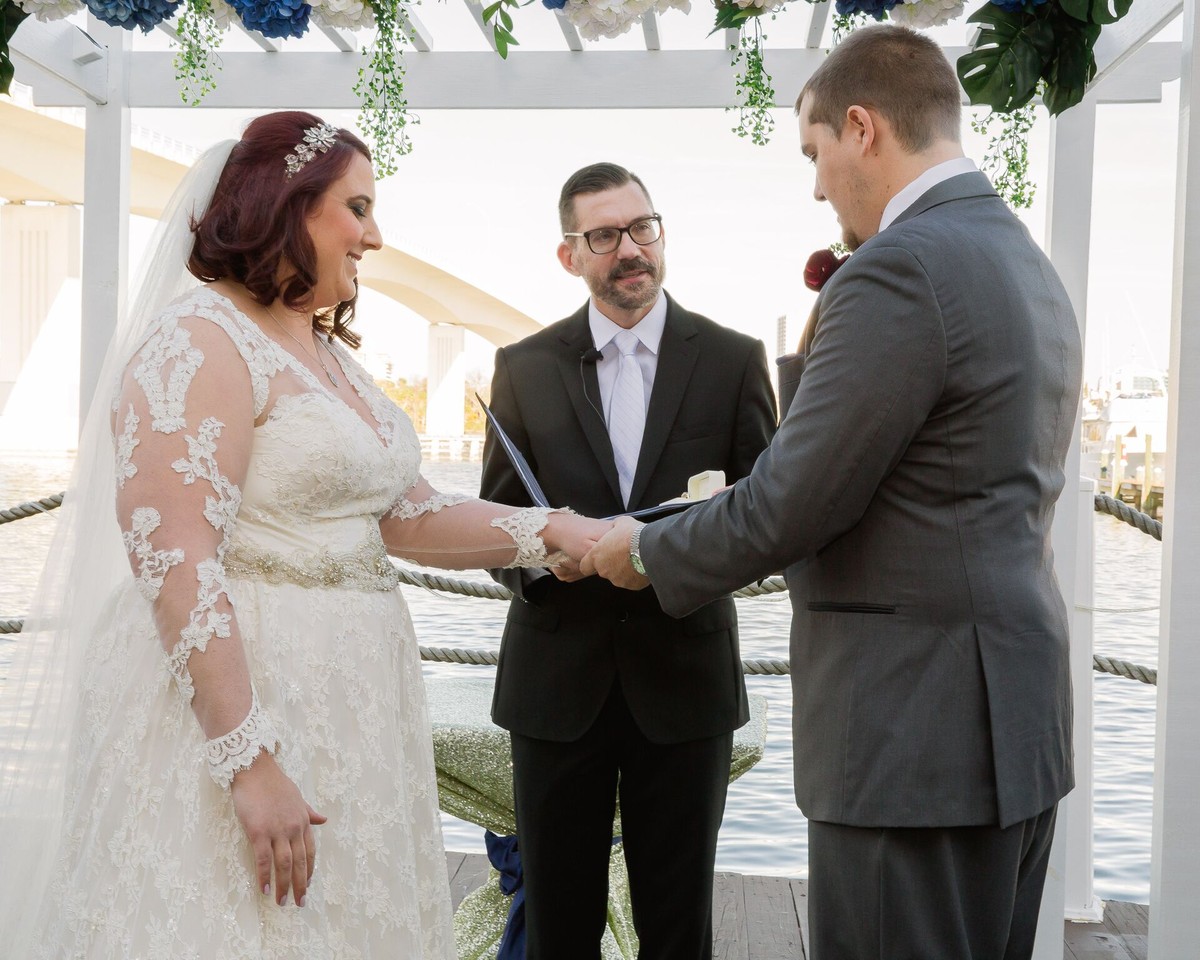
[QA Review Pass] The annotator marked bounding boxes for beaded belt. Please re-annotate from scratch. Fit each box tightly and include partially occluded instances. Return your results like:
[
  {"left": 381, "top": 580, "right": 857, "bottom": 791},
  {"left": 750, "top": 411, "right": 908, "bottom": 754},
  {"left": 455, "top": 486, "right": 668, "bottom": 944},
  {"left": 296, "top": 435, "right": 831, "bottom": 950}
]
[{"left": 224, "top": 535, "right": 400, "bottom": 592}]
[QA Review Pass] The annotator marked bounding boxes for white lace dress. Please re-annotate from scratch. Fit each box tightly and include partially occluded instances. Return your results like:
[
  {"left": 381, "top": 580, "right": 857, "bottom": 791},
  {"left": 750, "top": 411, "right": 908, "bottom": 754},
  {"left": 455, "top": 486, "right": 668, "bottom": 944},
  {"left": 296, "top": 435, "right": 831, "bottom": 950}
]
[{"left": 30, "top": 288, "right": 554, "bottom": 959}]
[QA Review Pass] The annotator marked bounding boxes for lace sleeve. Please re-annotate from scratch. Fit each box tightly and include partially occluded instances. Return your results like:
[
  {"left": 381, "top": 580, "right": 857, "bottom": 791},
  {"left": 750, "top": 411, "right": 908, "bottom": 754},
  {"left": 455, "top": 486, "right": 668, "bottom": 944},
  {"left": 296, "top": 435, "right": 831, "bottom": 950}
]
[
  {"left": 113, "top": 311, "right": 276, "bottom": 787},
  {"left": 379, "top": 475, "right": 569, "bottom": 569}
]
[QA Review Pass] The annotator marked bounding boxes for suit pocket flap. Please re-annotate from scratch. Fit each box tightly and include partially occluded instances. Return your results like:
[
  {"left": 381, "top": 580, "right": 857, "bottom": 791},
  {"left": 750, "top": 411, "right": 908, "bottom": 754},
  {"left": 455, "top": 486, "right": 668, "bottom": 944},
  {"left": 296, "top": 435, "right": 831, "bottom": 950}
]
[
  {"left": 508, "top": 598, "right": 561, "bottom": 630},
  {"left": 807, "top": 601, "right": 897, "bottom": 615}
]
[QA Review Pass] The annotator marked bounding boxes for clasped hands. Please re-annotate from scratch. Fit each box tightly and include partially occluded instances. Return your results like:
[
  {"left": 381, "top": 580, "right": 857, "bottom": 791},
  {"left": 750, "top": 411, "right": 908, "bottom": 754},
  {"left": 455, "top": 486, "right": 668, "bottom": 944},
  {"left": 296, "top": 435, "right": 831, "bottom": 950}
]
[{"left": 549, "top": 513, "right": 649, "bottom": 590}]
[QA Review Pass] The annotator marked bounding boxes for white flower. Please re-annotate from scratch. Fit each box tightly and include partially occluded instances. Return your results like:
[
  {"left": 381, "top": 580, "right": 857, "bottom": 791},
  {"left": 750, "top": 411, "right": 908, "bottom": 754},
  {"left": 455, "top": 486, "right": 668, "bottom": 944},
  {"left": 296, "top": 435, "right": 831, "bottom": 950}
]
[
  {"left": 563, "top": 0, "right": 688, "bottom": 41},
  {"left": 15, "top": 0, "right": 84, "bottom": 21},
  {"left": 311, "top": 0, "right": 375, "bottom": 30},
  {"left": 209, "top": 0, "right": 238, "bottom": 30},
  {"left": 887, "top": 0, "right": 963, "bottom": 29},
  {"left": 733, "top": 0, "right": 786, "bottom": 10}
]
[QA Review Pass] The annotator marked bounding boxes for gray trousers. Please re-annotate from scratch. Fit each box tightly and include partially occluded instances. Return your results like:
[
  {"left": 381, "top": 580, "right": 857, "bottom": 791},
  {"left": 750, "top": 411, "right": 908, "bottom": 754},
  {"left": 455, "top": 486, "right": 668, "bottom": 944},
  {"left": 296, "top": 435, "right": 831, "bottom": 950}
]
[{"left": 808, "top": 805, "right": 1058, "bottom": 960}]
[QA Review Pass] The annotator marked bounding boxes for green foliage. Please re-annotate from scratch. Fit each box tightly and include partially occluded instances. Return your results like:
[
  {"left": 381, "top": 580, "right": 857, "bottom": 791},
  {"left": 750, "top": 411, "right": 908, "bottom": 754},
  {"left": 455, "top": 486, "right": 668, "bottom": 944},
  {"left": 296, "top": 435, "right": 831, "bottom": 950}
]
[
  {"left": 481, "top": 0, "right": 531, "bottom": 59},
  {"left": 971, "top": 102, "right": 1038, "bottom": 210},
  {"left": 957, "top": 4, "right": 1054, "bottom": 113},
  {"left": 711, "top": 0, "right": 763, "bottom": 33},
  {"left": 831, "top": 10, "right": 870, "bottom": 45},
  {"left": 2, "top": 0, "right": 31, "bottom": 96},
  {"left": 355, "top": 0, "right": 420, "bottom": 178},
  {"left": 957, "top": 0, "right": 1110, "bottom": 118},
  {"left": 727, "top": 17, "right": 775, "bottom": 147},
  {"left": 173, "top": 0, "right": 223, "bottom": 105}
]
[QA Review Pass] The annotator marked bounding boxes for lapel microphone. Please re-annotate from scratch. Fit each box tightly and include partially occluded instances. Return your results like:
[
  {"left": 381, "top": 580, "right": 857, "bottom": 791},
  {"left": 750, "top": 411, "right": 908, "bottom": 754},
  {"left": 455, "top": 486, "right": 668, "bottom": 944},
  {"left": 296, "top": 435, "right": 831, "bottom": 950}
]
[{"left": 579, "top": 347, "right": 605, "bottom": 421}]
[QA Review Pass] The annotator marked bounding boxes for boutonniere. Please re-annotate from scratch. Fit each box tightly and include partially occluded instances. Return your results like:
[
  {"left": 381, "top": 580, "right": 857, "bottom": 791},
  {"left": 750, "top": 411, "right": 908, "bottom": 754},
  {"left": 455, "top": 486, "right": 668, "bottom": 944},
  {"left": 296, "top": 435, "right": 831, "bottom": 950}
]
[{"left": 804, "top": 248, "right": 850, "bottom": 292}]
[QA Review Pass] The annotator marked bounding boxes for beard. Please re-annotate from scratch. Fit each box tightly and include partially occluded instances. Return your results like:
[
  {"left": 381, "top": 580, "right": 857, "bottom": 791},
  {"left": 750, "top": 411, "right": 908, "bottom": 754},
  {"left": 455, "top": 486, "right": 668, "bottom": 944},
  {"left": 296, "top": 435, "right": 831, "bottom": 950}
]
[
  {"left": 841, "top": 224, "right": 864, "bottom": 252},
  {"left": 587, "top": 256, "right": 667, "bottom": 312}
]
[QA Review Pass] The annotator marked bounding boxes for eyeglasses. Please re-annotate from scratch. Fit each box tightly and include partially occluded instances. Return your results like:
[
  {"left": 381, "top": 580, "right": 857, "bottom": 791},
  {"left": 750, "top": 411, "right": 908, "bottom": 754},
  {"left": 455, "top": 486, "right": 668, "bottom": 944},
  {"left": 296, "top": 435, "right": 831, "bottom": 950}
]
[{"left": 564, "top": 214, "right": 663, "bottom": 255}]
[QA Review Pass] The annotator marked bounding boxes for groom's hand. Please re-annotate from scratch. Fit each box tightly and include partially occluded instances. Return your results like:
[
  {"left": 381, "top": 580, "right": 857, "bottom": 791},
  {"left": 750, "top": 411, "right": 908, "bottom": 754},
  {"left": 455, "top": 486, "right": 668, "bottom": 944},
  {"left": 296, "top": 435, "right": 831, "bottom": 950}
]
[{"left": 581, "top": 516, "right": 649, "bottom": 590}]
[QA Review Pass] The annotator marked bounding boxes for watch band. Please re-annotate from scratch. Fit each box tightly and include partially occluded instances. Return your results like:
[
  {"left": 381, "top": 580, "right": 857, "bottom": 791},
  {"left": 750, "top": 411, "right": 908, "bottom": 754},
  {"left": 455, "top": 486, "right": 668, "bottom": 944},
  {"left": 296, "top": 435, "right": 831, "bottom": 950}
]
[{"left": 629, "top": 525, "right": 646, "bottom": 575}]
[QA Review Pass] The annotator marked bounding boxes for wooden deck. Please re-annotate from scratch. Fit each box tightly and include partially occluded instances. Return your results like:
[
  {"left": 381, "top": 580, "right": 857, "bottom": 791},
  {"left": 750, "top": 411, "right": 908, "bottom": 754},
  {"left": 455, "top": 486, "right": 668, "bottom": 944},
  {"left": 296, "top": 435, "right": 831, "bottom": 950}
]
[{"left": 445, "top": 851, "right": 1150, "bottom": 959}]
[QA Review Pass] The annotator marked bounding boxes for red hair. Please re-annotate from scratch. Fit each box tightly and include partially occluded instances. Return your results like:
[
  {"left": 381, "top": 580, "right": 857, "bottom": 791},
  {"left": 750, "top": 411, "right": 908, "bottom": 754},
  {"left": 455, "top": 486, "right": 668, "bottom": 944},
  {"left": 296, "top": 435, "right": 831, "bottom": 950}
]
[{"left": 188, "top": 111, "right": 372, "bottom": 348}]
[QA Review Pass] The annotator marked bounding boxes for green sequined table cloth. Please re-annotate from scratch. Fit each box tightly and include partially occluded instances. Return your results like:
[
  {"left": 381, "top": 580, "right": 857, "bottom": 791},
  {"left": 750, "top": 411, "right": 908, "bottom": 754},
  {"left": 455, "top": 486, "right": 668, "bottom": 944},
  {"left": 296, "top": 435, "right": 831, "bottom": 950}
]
[{"left": 426, "top": 675, "right": 768, "bottom": 960}]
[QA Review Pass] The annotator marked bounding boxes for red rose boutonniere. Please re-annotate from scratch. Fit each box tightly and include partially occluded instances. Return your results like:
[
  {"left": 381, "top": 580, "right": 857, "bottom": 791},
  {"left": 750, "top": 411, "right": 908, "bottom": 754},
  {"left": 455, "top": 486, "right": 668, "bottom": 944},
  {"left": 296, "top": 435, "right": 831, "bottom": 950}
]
[{"left": 804, "top": 249, "right": 850, "bottom": 292}]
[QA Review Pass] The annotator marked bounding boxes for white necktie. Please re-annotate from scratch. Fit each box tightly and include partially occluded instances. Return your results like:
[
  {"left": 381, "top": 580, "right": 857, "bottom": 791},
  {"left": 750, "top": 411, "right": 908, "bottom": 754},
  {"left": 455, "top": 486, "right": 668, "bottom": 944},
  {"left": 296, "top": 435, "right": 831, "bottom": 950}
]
[{"left": 609, "top": 330, "right": 645, "bottom": 507}]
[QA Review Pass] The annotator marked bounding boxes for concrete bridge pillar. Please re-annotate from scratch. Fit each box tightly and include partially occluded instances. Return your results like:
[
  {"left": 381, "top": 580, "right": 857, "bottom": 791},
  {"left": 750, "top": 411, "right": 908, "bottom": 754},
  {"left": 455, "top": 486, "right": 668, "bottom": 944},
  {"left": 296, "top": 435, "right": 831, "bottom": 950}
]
[
  {"left": 425, "top": 323, "right": 465, "bottom": 437},
  {"left": 0, "top": 203, "right": 80, "bottom": 413}
]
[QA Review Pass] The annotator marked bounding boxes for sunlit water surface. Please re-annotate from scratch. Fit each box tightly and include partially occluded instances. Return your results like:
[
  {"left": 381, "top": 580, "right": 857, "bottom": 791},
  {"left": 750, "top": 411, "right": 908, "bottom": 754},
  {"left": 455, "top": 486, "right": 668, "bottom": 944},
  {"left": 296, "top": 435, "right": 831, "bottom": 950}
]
[{"left": 0, "top": 454, "right": 1158, "bottom": 901}]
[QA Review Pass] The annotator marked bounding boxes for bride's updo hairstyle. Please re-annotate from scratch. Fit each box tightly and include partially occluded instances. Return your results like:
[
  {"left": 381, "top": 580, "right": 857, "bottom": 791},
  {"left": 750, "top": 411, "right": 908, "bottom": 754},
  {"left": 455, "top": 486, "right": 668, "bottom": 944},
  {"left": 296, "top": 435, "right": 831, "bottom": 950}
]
[{"left": 188, "top": 110, "right": 372, "bottom": 348}]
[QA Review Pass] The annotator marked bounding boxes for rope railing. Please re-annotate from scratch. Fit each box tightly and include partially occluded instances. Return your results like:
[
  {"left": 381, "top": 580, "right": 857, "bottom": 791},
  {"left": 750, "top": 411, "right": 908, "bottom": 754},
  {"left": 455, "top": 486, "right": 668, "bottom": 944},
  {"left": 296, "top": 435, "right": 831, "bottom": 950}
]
[
  {"left": 0, "top": 617, "right": 1158, "bottom": 685},
  {"left": 0, "top": 492, "right": 64, "bottom": 525},
  {"left": 0, "top": 490, "right": 1166, "bottom": 686},
  {"left": 1094, "top": 493, "right": 1163, "bottom": 540}
]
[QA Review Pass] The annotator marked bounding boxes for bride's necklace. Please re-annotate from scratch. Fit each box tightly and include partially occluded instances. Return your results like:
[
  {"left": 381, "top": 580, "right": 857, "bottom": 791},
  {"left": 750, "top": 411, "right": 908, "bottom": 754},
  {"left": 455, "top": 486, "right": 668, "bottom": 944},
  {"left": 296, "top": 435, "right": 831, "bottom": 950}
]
[{"left": 265, "top": 305, "right": 341, "bottom": 388}]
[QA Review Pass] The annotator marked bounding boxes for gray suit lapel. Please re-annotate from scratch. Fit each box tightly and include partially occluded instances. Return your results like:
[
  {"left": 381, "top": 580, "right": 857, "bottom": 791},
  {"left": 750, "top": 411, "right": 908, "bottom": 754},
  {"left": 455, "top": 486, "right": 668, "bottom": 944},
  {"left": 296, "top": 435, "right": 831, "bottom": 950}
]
[
  {"left": 628, "top": 300, "right": 698, "bottom": 508},
  {"left": 555, "top": 307, "right": 624, "bottom": 505}
]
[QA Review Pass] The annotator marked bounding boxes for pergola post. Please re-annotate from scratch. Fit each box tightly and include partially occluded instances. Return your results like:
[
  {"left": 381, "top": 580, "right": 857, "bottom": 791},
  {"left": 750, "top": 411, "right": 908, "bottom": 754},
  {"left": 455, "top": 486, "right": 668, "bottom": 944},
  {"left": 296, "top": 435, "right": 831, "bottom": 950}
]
[
  {"left": 1149, "top": 0, "right": 1200, "bottom": 951},
  {"left": 1042, "top": 92, "right": 1103, "bottom": 925},
  {"left": 79, "top": 18, "right": 129, "bottom": 427}
]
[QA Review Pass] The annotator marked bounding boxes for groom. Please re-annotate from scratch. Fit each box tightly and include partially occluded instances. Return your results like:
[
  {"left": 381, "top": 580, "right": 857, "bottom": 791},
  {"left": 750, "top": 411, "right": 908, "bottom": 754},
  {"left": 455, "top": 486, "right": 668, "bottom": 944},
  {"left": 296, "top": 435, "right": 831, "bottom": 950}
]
[{"left": 584, "top": 25, "right": 1082, "bottom": 960}]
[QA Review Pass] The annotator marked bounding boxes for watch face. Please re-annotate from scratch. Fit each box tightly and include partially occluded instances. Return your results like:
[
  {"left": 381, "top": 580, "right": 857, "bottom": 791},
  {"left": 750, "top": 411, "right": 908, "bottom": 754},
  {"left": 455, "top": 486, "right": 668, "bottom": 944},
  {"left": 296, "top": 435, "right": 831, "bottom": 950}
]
[{"left": 630, "top": 554, "right": 646, "bottom": 575}]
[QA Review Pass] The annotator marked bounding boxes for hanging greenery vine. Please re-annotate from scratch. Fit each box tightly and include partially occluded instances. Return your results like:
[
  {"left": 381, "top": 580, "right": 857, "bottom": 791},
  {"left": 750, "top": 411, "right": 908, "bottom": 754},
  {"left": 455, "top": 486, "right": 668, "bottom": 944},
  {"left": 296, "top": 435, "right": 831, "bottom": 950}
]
[
  {"left": 830, "top": 10, "right": 870, "bottom": 45},
  {"left": 354, "top": 0, "right": 420, "bottom": 178},
  {"left": 971, "top": 102, "right": 1038, "bottom": 209},
  {"left": 173, "top": 0, "right": 222, "bottom": 105},
  {"left": 728, "top": 17, "right": 775, "bottom": 145}
]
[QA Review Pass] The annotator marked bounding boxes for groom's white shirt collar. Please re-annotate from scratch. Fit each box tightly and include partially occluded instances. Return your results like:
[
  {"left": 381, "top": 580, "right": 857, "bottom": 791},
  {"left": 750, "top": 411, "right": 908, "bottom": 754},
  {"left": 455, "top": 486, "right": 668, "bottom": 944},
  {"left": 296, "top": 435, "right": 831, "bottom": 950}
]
[{"left": 878, "top": 156, "right": 978, "bottom": 234}]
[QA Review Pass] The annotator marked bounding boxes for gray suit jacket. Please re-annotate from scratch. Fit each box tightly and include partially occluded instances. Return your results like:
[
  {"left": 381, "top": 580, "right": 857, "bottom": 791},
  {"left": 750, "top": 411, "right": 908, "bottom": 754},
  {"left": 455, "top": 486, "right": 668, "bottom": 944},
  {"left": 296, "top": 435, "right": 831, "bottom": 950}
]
[{"left": 641, "top": 172, "right": 1082, "bottom": 829}]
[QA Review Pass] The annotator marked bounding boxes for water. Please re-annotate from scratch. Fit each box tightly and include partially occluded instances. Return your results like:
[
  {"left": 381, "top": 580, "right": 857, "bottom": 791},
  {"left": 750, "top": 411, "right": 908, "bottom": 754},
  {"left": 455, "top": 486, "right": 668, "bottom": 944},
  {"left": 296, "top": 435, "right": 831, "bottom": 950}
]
[{"left": 0, "top": 455, "right": 1159, "bottom": 902}]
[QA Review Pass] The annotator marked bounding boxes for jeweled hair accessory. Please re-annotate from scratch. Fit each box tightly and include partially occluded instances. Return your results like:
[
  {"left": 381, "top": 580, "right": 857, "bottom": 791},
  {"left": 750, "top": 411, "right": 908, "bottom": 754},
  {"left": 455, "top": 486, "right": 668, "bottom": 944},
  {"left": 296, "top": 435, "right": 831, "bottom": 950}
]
[{"left": 284, "top": 123, "right": 339, "bottom": 179}]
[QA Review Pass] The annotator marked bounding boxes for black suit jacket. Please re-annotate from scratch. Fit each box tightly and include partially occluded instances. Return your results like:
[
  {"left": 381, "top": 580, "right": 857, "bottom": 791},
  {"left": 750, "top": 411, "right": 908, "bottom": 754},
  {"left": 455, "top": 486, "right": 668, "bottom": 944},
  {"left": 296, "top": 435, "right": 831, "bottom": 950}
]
[{"left": 481, "top": 294, "right": 777, "bottom": 744}]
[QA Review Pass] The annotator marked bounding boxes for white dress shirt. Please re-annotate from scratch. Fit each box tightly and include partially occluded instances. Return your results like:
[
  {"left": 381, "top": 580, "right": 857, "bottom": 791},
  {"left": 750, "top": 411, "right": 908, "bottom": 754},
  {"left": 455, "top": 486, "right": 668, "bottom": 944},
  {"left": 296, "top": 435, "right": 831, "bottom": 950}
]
[
  {"left": 588, "top": 293, "right": 667, "bottom": 426},
  {"left": 879, "top": 156, "right": 978, "bottom": 234}
]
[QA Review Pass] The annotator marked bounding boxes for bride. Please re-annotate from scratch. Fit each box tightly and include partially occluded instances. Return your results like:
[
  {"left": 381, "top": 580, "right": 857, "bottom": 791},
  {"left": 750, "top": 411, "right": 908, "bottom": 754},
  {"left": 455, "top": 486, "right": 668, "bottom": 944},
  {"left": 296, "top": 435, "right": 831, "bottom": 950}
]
[{"left": 0, "top": 111, "right": 606, "bottom": 958}]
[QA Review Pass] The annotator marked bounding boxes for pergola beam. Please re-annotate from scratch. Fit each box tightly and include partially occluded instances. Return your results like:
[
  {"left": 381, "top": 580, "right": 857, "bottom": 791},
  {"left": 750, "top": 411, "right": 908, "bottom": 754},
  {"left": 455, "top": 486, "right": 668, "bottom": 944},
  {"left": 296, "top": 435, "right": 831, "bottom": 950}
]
[
  {"left": 400, "top": 8, "right": 434, "bottom": 52},
  {"left": 8, "top": 18, "right": 108, "bottom": 105},
  {"left": 1092, "top": 0, "right": 1180, "bottom": 87},
  {"left": 642, "top": 11, "right": 661, "bottom": 51},
  {"left": 317, "top": 22, "right": 357, "bottom": 52},
  {"left": 554, "top": 11, "right": 583, "bottom": 52},
  {"left": 806, "top": 0, "right": 830, "bottom": 48}
]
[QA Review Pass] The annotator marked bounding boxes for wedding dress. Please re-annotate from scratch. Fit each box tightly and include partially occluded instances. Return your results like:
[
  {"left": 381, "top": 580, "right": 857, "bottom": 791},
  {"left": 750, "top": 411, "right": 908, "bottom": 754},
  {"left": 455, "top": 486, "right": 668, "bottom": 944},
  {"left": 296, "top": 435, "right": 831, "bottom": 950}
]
[{"left": 10, "top": 286, "right": 558, "bottom": 959}]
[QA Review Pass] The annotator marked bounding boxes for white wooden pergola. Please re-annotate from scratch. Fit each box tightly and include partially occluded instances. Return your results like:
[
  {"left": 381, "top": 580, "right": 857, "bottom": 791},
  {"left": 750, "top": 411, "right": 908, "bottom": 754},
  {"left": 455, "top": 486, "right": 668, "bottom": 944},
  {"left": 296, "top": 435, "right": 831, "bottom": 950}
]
[{"left": 7, "top": 4, "right": 1200, "bottom": 955}]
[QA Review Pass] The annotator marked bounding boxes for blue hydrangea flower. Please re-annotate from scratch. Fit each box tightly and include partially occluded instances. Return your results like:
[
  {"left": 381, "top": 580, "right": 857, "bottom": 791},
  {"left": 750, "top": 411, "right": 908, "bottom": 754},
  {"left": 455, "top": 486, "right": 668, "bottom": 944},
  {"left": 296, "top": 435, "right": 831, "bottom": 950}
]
[
  {"left": 834, "top": 0, "right": 899, "bottom": 19},
  {"left": 987, "top": 0, "right": 1048, "bottom": 10},
  {"left": 229, "top": 0, "right": 311, "bottom": 39},
  {"left": 85, "top": 0, "right": 183, "bottom": 32},
  {"left": 541, "top": 0, "right": 566, "bottom": 8}
]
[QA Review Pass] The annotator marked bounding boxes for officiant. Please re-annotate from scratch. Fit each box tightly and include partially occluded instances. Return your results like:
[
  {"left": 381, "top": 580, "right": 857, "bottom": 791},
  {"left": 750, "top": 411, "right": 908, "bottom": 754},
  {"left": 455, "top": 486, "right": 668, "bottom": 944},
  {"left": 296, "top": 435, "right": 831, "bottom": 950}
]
[{"left": 479, "top": 161, "right": 776, "bottom": 960}]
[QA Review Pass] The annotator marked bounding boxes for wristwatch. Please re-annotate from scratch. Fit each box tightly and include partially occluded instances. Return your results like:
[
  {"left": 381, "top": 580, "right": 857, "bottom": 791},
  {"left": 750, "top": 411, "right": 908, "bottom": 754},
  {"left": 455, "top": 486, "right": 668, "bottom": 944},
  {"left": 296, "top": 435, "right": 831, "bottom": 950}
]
[{"left": 629, "top": 525, "right": 646, "bottom": 576}]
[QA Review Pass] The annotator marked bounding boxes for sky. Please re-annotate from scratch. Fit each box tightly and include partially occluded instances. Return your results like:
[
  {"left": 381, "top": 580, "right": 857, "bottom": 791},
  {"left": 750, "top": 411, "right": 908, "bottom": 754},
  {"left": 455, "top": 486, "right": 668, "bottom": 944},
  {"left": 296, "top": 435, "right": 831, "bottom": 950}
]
[{"left": 95, "top": 21, "right": 1185, "bottom": 390}]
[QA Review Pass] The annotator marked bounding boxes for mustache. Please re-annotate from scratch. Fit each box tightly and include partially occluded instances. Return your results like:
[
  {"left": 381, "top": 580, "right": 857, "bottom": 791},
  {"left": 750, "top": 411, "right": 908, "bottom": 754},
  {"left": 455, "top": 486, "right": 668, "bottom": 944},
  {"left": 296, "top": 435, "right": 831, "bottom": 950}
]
[{"left": 610, "top": 258, "right": 656, "bottom": 280}]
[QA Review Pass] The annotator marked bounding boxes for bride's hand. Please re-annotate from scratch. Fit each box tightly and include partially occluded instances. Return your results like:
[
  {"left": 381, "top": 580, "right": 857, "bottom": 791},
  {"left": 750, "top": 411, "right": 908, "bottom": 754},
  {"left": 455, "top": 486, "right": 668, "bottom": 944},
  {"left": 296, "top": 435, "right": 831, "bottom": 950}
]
[
  {"left": 231, "top": 752, "right": 327, "bottom": 908},
  {"left": 544, "top": 512, "right": 612, "bottom": 564}
]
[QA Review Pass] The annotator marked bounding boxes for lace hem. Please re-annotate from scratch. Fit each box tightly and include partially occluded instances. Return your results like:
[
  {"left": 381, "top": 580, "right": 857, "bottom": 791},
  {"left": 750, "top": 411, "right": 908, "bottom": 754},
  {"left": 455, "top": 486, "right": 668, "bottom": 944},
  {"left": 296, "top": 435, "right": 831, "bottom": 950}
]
[
  {"left": 205, "top": 687, "right": 281, "bottom": 789},
  {"left": 491, "top": 507, "right": 572, "bottom": 569},
  {"left": 224, "top": 534, "right": 400, "bottom": 592},
  {"left": 387, "top": 490, "right": 474, "bottom": 521}
]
